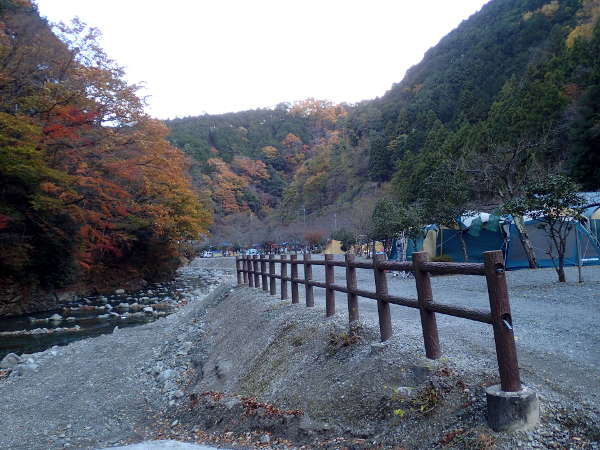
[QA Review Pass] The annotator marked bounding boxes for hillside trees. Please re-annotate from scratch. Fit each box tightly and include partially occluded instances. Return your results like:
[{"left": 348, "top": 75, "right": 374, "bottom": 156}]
[
  {"left": 0, "top": 1, "right": 210, "bottom": 289},
  {"left": 164, "top": 0, "right": 600, "bottom": 250}
]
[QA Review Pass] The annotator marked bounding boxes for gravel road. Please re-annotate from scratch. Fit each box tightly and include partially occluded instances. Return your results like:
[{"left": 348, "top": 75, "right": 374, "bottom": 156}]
[{"left": 234, "top": 254, "right": 600, "bottom": 405}]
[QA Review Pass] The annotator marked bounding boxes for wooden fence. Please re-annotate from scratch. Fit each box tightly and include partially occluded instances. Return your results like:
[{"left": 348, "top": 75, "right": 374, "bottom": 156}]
[{"left": 235, "top": 250, "right": 521, "bottom": 393}]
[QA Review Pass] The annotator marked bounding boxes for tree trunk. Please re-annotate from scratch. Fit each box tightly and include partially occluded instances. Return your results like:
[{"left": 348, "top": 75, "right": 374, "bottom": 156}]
[
  {"left": 557, "top": 255, "right": 566, "bottom": 282},
  {"left": 513, "top": 215, "right": 538, "bottom": 269},
  {"left": 459, "top": 230, "right": 469, "bottom": 262}
]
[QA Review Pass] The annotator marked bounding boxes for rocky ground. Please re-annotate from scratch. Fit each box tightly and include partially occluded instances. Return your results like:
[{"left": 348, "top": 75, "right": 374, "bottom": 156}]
[
  {"left": 0, "top": 256, "right": 598, "bottom": 449},
  {"left": 0, "top": 259, "right": 231, "bottom": 450}
]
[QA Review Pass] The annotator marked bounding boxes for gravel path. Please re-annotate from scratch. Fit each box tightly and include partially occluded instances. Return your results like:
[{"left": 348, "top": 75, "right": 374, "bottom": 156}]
[
  {"left": 0, "top": 260, "right": 233, "bottom": 450},
  {"left": 235, "top": 255, "right": 600, "bottom": 404}
]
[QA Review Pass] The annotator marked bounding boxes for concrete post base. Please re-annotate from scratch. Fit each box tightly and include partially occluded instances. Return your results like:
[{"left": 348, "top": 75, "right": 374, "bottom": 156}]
[{"left": 486, "top": 384, "right": 539, "bottom": 432}]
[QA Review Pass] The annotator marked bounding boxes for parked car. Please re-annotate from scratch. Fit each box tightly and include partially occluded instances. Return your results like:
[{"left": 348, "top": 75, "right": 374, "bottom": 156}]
[
  {"left": 201, "top": 250, "right": 213, "bottom": 258},
  {"left": 245, "top": 248, "right": 258, "bottom": 256}
]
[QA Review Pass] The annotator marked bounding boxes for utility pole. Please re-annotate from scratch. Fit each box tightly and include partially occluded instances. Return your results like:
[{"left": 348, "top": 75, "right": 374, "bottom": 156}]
[{"left": 334, "top": 212, "right": 337, "bottom": 231}]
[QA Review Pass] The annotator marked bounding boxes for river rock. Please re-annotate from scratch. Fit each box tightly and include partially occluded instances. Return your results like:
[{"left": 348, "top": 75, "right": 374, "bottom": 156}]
[
  {"left": 153, "top": 303, "right": 174, "bottom": 312},
  {"left": 15, "top": 363, "right": 39, "bottom": 376},
  {"left": 157, "top": 369, "right": 175, "bottom": 383},
  {"left": 29, "top": 317, "right": 49, "bottom": 325},
  {"left": 143, "top": 306, "right": 154, "bottom": 314},
  {"left": 173, "top": 390, "right": 185, "bottom": 399},
  {"left": 97, "top": 314, "right": 110, "bottom": 320},
  {"left": 49, "top": 313, "right": 63, "bottom": 322},
  {"left": 117, "top": 303, "right": 130, "bottom": 310},
  {"left": 114, "top": 289, "right": 125, "bottom": 295},
  {"left": 65, "top": 316, "right": 76, "bottom": 323},
  {"left": 105, "top": 304, "right": 113, "bottom": 311},
  {"left": 222, "top": 397, "right": 242, "bottom": 410},
  {"left": 31, "top": 328, "right": 48, "bottom": 334},
  {"left": 0, "top": 353, "right": 24, "bottom": 369},
  {"left": 129, "top": 303, "right": 142, "bottom": 312}
]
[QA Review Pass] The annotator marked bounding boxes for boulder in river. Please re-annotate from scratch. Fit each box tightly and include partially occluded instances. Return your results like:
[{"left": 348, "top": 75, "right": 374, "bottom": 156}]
[
  {"left": 114, "top": 289, "right": 125, "bottom": 295},
  {"left": 143, "top": 306, "right": 154, "bottom": 314},
  {"left": 117, "top": 303, "right": 130, "bottom": 310},
  {"left": 48, "top": 313, "right": 63, "bottom": 323},
  {"left": 29, "top": 317, "right": 49, "bottom": 325}
]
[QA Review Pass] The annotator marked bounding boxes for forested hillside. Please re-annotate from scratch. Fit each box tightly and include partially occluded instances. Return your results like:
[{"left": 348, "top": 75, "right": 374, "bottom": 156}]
[
  {"left": 167, "top": 0, "right": 600, "bottom": 247},
  {"left": 0, "top": 0, "right": 211, "bottom": 298},
  {"left": 167, "top": 100, "right": 350, "bottom": 217}
]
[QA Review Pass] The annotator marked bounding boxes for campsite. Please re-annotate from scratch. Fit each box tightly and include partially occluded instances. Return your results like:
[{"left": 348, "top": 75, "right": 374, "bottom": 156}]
[{"left": 2, "top": 0, "right": 600, "bottom": 448}]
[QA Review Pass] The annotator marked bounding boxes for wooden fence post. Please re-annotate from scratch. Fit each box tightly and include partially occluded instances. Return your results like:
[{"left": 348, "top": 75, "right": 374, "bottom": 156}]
[
  {"left": 236, "top": 257, "right": 243, "bottom": 285},
  {"left": 345, "top": 254, "right": 359, "bottom": 323},
  {"left": 269, "top": 254, "right": 276, "bottom": 295},
  {"left": 280, "top": 254, "right": 288, "bottom": 300},
  {"left": 373, "top": 254, "right": 393, "bottom": 341},
  {"left": 413, "top": 251, "right": 441, "bottom": 359},
  {"left": 249, "top": 254, "right": 256, "bottom": 287},
  {"left": 242, "top": 255, "right": 249, "bottom": 285},
  {"left": 304, "top": 253, "right": 314, "bottom": 307},
  {"left": 253, "top": 255, "right": 260, "bottom": 288},
  {"left": 325, "top": 254, "right": 335, "bottom": 317},
  {"left": 484, "top": 250, "right": 521, "bottom": 392},
  {"left": 290, "top": 254, "right": 299, "bottom": 304},
  {"left": 261, "top": 256, "right": 268, "bottom": 292}
]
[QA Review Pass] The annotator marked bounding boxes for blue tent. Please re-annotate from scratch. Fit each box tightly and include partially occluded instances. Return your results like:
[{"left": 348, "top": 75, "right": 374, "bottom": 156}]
[
  {"left": 505, "top": 219, "right": 600, "bottom": 269},
  {"left": 389, "top": 237, "right": 424, "bottom": 261},
  {"left": 392, "top": 212, "right": 600, "bottom": 270},
  {"left": 436, "top": 228, "right": 505, "bottom": 263}
]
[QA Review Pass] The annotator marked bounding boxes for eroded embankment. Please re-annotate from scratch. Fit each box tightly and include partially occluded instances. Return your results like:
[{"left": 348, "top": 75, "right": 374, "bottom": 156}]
[
  {"left": 152, "top": 283, "right": 598, "bottom": 449},
  {"left": 151, "top": 286, "right": 514, "bottom": 449}
]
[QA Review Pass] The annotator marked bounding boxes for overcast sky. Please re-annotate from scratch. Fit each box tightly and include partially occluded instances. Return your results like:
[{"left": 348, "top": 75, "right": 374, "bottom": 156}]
[{"left": 36, "top": 0, "right": 490, "bottom": 119}]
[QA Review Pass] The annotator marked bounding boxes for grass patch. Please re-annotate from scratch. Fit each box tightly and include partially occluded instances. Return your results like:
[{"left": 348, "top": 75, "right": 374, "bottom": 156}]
[{"left": 327, "top": 331, "right": 361, "bottom": 355}]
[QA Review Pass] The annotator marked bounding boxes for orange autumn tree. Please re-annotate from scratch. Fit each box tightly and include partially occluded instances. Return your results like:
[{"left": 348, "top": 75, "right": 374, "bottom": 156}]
[{"left": 0, "top": 1, "right": 211, "bottom": 288}]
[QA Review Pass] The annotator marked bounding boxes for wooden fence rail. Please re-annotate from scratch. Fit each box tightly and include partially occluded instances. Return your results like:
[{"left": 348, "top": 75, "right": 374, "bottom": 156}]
[{"left": 235, "top": 250, "right": 521, "bottom": 393}]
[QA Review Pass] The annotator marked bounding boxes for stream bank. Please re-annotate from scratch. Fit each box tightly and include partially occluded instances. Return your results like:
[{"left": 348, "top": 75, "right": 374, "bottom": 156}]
[
  {"left": 0, "top": 262, "right": 227, "bottom": 360},
  {"left": 0, "top": 257, "right": 234, "bottom": 450}
]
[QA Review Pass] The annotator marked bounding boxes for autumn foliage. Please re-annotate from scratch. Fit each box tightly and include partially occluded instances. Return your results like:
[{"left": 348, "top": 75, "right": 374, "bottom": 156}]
[{"left": 0, "top": 1, "right": 211, "bottom": 289}]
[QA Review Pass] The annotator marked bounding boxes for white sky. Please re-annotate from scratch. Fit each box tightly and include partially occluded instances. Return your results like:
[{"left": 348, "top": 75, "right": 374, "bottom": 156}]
[{"left": 36, "top": 0, "right": 490, "bottom": 119}]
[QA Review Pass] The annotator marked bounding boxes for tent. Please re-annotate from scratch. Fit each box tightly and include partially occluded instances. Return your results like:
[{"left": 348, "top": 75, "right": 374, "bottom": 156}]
[
  {"left": 324, "top": 239, "right": 344, "bottom": 254},
  {"left": 505, "top": 218, "right": 600, "bottom": 269},
  {"left": 389, "top": 227, "right": 436, "bottom": 261},
  {"left": 581, "top": 192, "right": 600, "bottom": 245},
  {"left": 390, "top": 211, "right": 600, "bottom": 270},
  {"left": 434, "top": 213, "right": 506, "bottom": 264}
]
